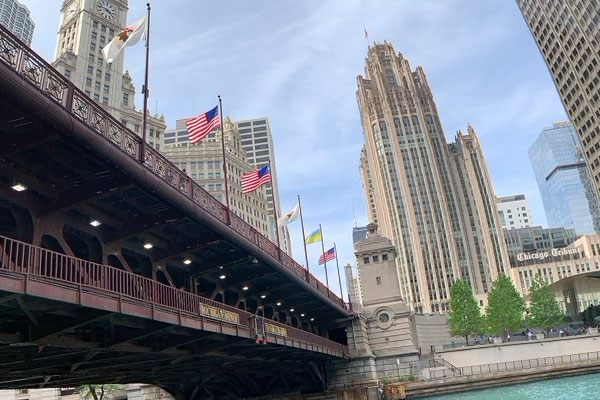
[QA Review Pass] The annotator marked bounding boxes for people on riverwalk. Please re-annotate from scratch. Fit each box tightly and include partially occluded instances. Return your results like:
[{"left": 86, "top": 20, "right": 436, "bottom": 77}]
[{"left": 528, "top": 331, "right": 533, "bottom": 340}]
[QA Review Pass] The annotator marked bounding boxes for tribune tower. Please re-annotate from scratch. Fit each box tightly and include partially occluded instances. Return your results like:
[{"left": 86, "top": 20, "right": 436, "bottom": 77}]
[{"left": 357, "top": 42, "right": 510, "bottom": 313}]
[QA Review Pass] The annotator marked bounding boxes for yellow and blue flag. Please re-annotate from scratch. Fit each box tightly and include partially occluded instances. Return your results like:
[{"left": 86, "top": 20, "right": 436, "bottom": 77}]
[{"left": 305, "top": 227, "right": 322, "bottom": 244}]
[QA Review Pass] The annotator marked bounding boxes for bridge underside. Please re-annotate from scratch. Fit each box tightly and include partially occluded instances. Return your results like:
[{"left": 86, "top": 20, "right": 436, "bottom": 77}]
[
  {"left": 0, "top": 290, "right": 329, "bottom": 399},
  {"left": 0, "top": 25, "right": 351, "bottom": 399},
  {"left": 0, "top": 51, "right": 349, "bottom": 330}
]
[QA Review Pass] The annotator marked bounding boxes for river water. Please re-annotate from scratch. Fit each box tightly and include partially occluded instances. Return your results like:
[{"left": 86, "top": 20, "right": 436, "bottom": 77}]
[{"left": 417, "top": 372, "right": 600, "bottom": 399}]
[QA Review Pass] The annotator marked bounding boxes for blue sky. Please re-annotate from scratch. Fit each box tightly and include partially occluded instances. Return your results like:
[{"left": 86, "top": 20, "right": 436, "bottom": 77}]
[{"left": 22, "top": 0, "right": 567, "bottom": 298}]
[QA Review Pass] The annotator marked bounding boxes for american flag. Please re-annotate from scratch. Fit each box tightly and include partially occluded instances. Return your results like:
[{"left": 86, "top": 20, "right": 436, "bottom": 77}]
[
  {"left": 242, "top": 164, "right": 271, "bottom": 193},
  {"left": 186, "top": 105, "right": 221, "bottom": 143},
  {"left": 318, "top": 247, "right": 336, "bottom": 265}
]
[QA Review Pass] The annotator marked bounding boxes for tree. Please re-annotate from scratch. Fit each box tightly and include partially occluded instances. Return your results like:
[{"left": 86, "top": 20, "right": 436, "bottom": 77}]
[
  {"left": 447, "top": 279, "right": 485, "bottom": 344},
  {"left": 77, "top": 385, "right": 121, "bottom": 400},
  {"left": 486, "top": 274, "right": 525, "bottom": 338},
  {"left": 527, "top": 274, "right": 564, "bottom": 333}
]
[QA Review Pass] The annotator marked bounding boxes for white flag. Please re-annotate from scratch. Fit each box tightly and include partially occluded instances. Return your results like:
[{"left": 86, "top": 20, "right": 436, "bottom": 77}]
[
  {"left": 278, "top": 203, "right": 300, "bottom": 227},
  {"left": 102, "top": 15, "right": 147, "bottom": 64}
]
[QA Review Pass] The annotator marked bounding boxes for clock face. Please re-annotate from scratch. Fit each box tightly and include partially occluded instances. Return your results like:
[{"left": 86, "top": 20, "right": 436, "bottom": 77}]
[
  {"left": 97, "top": 1, "right": 117, "bottom": 20},
  {"left": 66, "top": 1, "right": 79, "bottom": 20}
]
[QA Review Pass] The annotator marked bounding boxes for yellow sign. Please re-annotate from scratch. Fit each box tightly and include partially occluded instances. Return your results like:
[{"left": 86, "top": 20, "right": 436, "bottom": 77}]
[
  {"left": 265, "top": 323, "right": 287, "bottom": 336},
  {"left": 200, "top": 304, "right": 240, "bottom": 324}
]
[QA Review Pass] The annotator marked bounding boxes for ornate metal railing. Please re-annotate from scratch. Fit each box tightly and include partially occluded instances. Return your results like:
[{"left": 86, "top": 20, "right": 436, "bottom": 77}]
[
  {"left": 0, "top": 23, "right": 350, "bottom": 312},
  {"left": 0, "top": 234, "right": 349, "bottom": 356}
]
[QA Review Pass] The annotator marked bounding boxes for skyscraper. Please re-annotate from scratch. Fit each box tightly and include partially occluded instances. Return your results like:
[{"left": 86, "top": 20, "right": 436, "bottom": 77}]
[
  {"left": 161, "top": 117, "right": 272, "bottom": 241},
  {"left": 517, "top": 1, "right": 600, "bottom": 197},
  {"left": 357, "top": 42, "right": 510, "bottom": 313},
  {"left": 235, "top": 118, "right": 291, "bottom": 255},
  {"left": 0, "top": 0, "right": 34, "bottom": 44},
  {"left": 52, "top": 0, "right": 165, "bottom": 150},
  {"left": 0, "top": 0, "right": 35, "bottom": 45},
  {"left": 496, "top": 194, "right": 535, "bottom": 230},
  {"left": 528, "top": 121, "right": 600, "bottom": 234}
]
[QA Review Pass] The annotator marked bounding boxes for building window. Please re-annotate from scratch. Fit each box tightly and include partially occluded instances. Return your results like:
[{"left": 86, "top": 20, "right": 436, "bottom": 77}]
[
  {"left": 85, "top": 77, "right": 92, "bottom": 86},
  {"left": 104, "top": 84, "right": 109, "bottom": 93},
  {"left": 93, "top": 93, "right": 100, "bottom": 102},
  {"left": 105, "top": 71, "right": 111, "bottom": 81},
  {"left": 88, "top": 53, "right": 95, "bottom": 63},
  {"left": 376, "top": 276, "right": 382, "bottom": 285},
  {"left": 373, "top": 255, "right": 379, "bottom": 263},
  {"left": 93, "top": 20, "right": 98, "bottom": 29},
  {"left": 382, "top": 254, "right": 388, "bottom": 261},
  {"left": 363, "top": 256, "right": 370, "bottom": 264},
  {"left": 90, "top": 42, "right": 96, "bottom": 51},
  {"left": 87, "top": 65, "right": 94, "bottom": 75},
  {"left": 94, "top": 81, "right": 101, "bottom": 90},
  {"left": 123, "top": 93, "right": 129, "bottom": 106},
  {"left": 64, "top": 69, "right": 71, "bottom": 79},
  {"left": 91, "top": 31, "right": 97, "bottom": 40},
  {"left": 102, "top": 97, "right": 108, "bottom": 105}
]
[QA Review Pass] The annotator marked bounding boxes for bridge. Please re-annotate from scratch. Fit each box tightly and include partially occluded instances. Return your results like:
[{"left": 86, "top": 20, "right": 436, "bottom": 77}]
[{"left": 0, "top": 24, "right": 352, "bottom": 399}]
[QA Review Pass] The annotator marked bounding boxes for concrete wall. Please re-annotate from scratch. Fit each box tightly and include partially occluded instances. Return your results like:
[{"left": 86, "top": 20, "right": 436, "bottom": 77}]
[
  {"left": 438, "top": 334, "right": 600, "bottom": 367},
  {"left": 412, "top": 314, "right": 452, "bottom": 354}
]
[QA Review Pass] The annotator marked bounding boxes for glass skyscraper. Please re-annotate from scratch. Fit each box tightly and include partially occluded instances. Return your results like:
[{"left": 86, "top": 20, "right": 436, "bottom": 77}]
[{"left": 529, "top": 122, "right": 600, "bottom": 235}]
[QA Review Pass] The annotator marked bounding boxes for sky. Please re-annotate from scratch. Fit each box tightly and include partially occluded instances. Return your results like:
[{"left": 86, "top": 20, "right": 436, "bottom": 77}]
[{"left": 20, "top": 0, "right": 567, "bottom": 298}]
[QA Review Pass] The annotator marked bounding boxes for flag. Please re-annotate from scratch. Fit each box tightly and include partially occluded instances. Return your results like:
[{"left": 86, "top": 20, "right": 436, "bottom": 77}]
[
  {"left": 318, "top": 247, "right": 336, "bottom": 265},
  {"left": 242, "top": 164, "right": 271, "bottom": 193},
  {"left": 364, "top": 27, "right": 369, "bottom": 38},
  {"left": 305, "top": 227, "right": 322, "bottom": 244},
  {"left": 278, "top": 203, "right": 300, "bottom": 227},
  {"left": 186, "top": 106, "right": 221, "bottom": 143},
  {"left": 102, "top": 15, "right": 147, "bottom": 63}
]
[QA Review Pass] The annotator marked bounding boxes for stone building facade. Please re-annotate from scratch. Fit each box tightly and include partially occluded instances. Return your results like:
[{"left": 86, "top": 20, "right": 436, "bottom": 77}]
[{"left": 357, "top": 42, "right": 509, "bottom": 313}]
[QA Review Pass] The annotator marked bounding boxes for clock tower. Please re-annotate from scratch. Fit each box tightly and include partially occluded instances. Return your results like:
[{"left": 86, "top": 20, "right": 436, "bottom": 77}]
[{"left": 53, "top": 0, "right": 166, "bottom": 150}]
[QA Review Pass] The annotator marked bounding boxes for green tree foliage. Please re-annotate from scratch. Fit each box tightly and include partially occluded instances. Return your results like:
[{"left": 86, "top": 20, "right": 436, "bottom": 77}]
[
  {"left": 77, "top": 385, "right": 121, "bottom": 400},
  {"left": 448, "top": 279, "right": 485, "bottom": 344},
  {"left": 527, "top": 274, "right": 564, "bottom": 332},
  {"left": 486, "top": 274, "right": 525, "bottom": 338}
]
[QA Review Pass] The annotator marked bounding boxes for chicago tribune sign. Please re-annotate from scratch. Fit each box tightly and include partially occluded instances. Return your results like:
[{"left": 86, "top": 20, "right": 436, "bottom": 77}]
[{"left": 516, "top": 247, "right": 581, "bottom": 262}]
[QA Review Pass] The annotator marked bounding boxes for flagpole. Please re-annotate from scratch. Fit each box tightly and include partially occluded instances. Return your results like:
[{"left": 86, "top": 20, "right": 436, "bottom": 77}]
[
  {"left": 269, "top": 159, "right": 282, "bottom": 260},
  {"left": 298, "top": 194, "right": 310, "bottom": 275},
  {"left": 218, "top": 95, "right": 231, "bottom": 225},
  {"left": 319, "top": 224, "right": 330, "bottom": 292},
  {"left": 140, "top": 3, "right": 151, "bottom": 163},
  {"left": 333, "top": 242, "right": 344, "bottom": 301}
]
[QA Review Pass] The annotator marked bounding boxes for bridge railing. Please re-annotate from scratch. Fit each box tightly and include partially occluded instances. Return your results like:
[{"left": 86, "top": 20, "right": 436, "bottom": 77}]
[
  {"left": 0, "top": 234, "right": 348, "bottom": 356},
  {"left": 0, "top": 23, "right": 350, "bottom": 312}
]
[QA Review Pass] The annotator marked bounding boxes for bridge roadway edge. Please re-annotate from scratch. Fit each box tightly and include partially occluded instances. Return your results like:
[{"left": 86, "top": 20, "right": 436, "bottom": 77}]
[{"left": 0, "top": 57, "right": 352, "bottom": 321}]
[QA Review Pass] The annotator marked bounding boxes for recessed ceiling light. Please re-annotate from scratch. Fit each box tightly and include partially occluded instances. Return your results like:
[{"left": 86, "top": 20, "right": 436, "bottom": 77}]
[
  {"left": 143, "top": 242, "right": 153, "bottom": 249},
  {"left": 300, "top": 313, "right": 305, "bottom": 317},
  {"left": 11, "top": 183, "right": 26, "bottom": 192},
  {"left": 276, "top": 302, "right": 282, "bottom": 306},
  {"left": 89, "top": 220, "right": 101, "bottom": 227},
  {"left": 310, "top": 317, "right": 314, "bottom": 321},
  {"left": 242, "top": 285, "right": 249, "bottom": 291},
  {"left": 183, "top": 259, "right": 192, "bottom": 265},
  {"left": 289, "top": 308, "right": 295, "bottom": 312},
  {"left": 260, "top": 294, "right": 266, "bottom": 299},
  {"left": 219, "top": 274, "right": 226, "bottom": 280}
]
